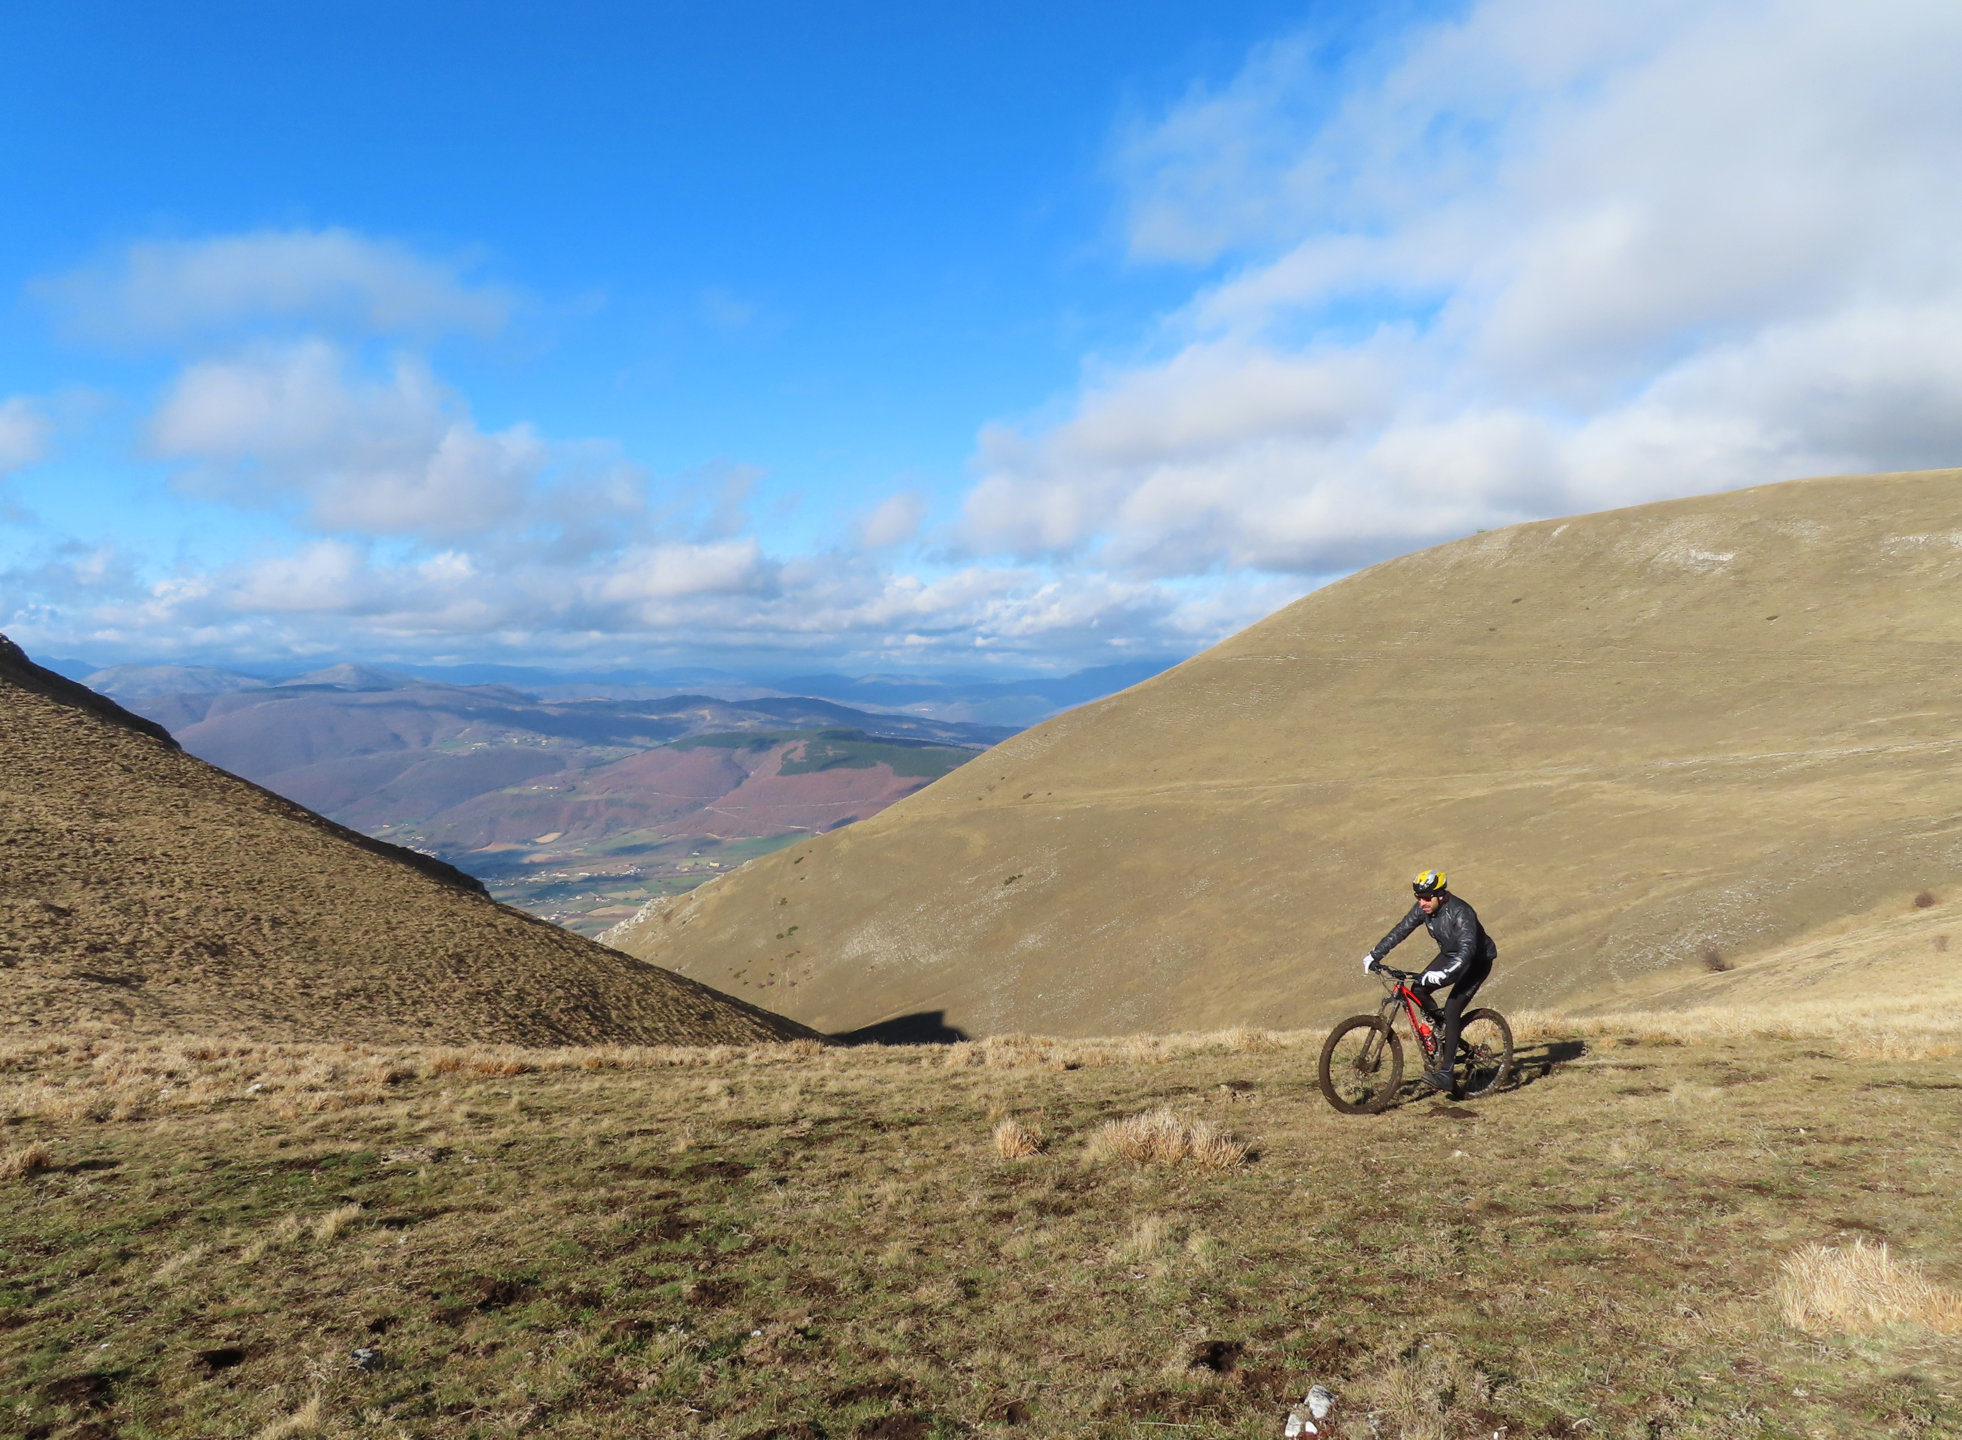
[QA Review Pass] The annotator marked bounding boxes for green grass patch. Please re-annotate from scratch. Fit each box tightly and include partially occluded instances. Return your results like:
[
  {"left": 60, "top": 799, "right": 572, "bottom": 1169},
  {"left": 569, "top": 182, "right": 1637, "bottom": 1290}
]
[{"left": 673, "top": 728, "right": 976, "bottom": 779}]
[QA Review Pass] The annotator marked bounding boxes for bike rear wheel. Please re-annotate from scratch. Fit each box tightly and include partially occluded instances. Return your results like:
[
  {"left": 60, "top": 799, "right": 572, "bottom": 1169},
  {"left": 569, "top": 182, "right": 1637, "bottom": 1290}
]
[
  {"left": 1453, "top": 1008, "right": 1513, "bottom": 1098},
  {"left": 1318, "top": 1015, "right": 1403, "bottom": 1114}
]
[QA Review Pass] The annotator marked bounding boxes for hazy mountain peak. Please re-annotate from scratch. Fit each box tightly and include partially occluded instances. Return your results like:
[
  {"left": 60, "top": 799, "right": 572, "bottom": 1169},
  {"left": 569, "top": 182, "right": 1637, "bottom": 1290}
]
[
  {"left": 84, "top": 663, "right": 269, "bottom": 702},
  {"left": 277, "top": 663, "right": 418, "bottom": 691}
]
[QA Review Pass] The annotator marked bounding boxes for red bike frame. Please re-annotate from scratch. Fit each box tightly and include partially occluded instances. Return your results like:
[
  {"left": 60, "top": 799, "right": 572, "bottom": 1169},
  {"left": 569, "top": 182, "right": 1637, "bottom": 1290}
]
[{"left": 1388, "top": 976, "right": 1444, "bottom": 1064}]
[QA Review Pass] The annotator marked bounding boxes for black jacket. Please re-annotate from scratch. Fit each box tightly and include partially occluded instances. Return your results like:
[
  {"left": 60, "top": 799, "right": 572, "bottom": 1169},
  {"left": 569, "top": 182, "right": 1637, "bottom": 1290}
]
[{"left": 1368, "top": 893, "right": 1496, "bottom": 987}]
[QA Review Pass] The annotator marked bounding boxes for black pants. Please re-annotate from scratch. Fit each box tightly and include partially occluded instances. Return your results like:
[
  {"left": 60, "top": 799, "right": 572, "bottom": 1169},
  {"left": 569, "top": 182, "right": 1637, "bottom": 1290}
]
[{"left": 1417, "top": 957, "right": 1489, "bottom": 1082}]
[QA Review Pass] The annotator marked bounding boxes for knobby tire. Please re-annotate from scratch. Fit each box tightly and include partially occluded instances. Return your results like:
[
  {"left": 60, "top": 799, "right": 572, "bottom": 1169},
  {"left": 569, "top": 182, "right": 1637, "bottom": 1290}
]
[
  {"left": 1453, "top": 1008, "right": 1514, "bottom": 1098},
  {"left": 1318, "top": 1014, "right": 1403, "bottom": 1114}
]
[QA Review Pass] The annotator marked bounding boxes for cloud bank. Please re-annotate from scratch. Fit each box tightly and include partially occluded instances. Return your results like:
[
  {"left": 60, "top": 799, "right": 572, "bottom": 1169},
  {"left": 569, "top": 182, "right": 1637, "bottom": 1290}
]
[
  {"left": 0, "top": 397, "right": 52, "bottom": 477},
  {"left": 7, "top": 223, "right": 1268, "bottom": 666},
  {"left": 964, "top": 0, "right": 1962, "bottom": 577},
  {"left": 9, "top": 0, "right": 1962, "bottom": 671},
  {"left": 36, "top": 229, "right": 511, "bottom": 345}
]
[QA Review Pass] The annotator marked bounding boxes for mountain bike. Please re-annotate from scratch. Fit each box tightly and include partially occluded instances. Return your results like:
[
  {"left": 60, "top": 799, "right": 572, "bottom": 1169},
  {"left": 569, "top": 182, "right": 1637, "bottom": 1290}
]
[{"left": 1317, "top": 965, "right": 1513, "bottom": 1114}]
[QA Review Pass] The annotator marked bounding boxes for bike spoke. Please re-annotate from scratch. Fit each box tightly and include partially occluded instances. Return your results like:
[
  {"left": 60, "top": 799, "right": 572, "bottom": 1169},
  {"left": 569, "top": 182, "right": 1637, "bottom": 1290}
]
[{"left": 1318, "top": 1016, "right": 1404, "bottom": 1114}]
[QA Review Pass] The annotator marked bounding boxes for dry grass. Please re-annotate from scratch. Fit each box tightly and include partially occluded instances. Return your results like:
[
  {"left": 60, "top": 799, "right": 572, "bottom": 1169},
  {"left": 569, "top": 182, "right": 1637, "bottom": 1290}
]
[
  {"left": 1512, "top": 993, "right": 1962, "bottom": 1061},
  {"left": 7, "top": 1016, "right": 1962, "bottom": 1438},
  {"left": 1, "top": 1140, "right": 51, "bottom": 1180},
  {"left": 0, "top": 1032, "right": 832, "bottom": 1128},
  {"left": 251, "top": 1394, "right": 323, "bottom": 1440},
  {"left": 151, "top": 1242, "right": 209, "bottom": 1285},
  {"left": 238, "top": 1212, "right": 309, "bottom": 1266},
  {"left": 1085, "top": 1105, "right": 1249, "bottom": 1170},
  {"left": 1779, "top": 1239, "right": 1962, "bottom": 1335},
  {"left": 990, "top": 1116, "right": 1044, "bottom": 1159},
  {"left": 1116, "top": 1213, "right": 1169, "bottom": 1261},
  {"left": 1, "top": 654, "right": 814, "bottom": 1051},
  {"left": 1361, "top": 1340, "right": 1505, "bottom": 1440},
  {"left": 311, "top": 1202, "right": 362, "bottom": 1244},
  {"left": 941, "top": 1027, "right": 1308, "bottom": 1072}
]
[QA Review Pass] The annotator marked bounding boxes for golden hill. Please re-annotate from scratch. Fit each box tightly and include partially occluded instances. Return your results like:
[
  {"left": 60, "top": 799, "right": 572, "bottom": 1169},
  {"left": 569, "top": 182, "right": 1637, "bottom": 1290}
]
[
  {"left": 606, "top": 468, "right": 1962, "bottom": 1037},
  {"left": 0, "top": 635, "right": 811, "bottom": 1047}
]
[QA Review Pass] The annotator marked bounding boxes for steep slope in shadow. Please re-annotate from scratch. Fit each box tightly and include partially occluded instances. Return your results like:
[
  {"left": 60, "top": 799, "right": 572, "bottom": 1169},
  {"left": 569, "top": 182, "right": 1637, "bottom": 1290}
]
[
  {"left": 0, "top": 635, "right": 812, "bottom": 1047},
  {"left": 606, "top": 469, "right": 1962, "bottom": 1037}
]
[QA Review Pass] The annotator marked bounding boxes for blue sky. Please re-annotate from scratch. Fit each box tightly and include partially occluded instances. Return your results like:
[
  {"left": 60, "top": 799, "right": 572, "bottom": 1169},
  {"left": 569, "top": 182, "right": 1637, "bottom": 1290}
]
[{"left": 5, "top": 0, "right": 1961, "bottom": 674}]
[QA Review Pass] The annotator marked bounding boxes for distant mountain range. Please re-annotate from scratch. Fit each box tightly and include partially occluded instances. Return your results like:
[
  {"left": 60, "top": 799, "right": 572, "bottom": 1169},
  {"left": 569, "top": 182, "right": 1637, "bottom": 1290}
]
[
  {"left": 53, "top": 657, "right": 1178, "bottom": 727},
  {"left": 79, "top": 659, "right": 1171, "bottom": 934}
]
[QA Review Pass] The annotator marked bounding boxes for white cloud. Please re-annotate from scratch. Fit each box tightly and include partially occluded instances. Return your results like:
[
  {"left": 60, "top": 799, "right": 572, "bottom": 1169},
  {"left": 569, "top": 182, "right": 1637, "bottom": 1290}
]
[
  {"left": 587, "top": 539, "right": 773, "bottom": 609},
  {"left": 10, "top": 528, "right": 1255, "bottom": 670},
  {"left": 970, "top": 0, "right": 1962, "bottom": 577},
  {"left": 149, "top": 341, "right": 549, "bottom": 539},
  {"left": 858, "top": 491, "right": 927, "bottom": 549},
  {"left": 0, "top": 397, "right": 53, "bottom": 476},
  {"left": 38, "top": 228, "right": 511, "bottom": 344}
]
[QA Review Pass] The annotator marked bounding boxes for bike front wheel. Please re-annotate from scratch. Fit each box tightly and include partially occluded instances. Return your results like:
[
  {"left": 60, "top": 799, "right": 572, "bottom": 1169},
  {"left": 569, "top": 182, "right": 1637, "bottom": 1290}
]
[
  {"left": 1318, "top": 1015, "right": 1403, "bottom": 1114},
  {"left": 1454, "top": 1008, "right": 1514, "bottom": 1098}
]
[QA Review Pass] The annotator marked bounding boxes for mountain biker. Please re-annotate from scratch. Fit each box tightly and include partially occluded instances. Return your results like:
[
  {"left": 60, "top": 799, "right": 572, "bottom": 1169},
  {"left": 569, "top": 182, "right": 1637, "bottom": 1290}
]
[{"left": 1363, "top": 870, "right": 1497, "bottom": 1094}]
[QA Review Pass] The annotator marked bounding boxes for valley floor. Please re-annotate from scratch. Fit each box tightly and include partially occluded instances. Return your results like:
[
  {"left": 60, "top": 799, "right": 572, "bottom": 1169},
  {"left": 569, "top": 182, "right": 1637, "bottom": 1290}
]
[
  {"left": 469, "top": 832, "right": 802, "bottom": 937},
  {"left": 4, "top": 1009, "right": 1960, "bottom": 1439}
]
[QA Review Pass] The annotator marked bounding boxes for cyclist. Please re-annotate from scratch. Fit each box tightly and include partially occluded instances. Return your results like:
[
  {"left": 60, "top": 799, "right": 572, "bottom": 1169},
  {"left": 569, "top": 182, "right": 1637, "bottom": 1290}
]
[{"left": 1363, "top": 869, "right": 1497, "bottom": 1094}]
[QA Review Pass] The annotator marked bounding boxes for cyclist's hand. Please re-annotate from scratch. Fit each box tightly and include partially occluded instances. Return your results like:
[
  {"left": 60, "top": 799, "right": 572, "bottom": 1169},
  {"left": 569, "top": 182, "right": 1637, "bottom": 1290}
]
[
  {"left": 1362, "top": 953, "right": 1379, "bottom": 974},
  {"left": 1420, "top": 968, "right": 1447, "bottom": 987}
]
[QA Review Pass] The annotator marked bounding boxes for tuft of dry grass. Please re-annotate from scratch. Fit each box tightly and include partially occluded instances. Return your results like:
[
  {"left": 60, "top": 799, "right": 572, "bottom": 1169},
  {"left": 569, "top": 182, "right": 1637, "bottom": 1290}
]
[
  {"left": 239, "top": 1213, "right": 308, "bottom": 1266},
  {"left": 1778, "top": 1239, "right": 1962, "bottom": 1335},
  {"left": 1116, "top": 1214, "right": 1169, "bottom": 1262},
  {"left": 151, "top": 1242, "right": 209, "bottom": 1285},
  {"left": 311, "top": 1203, "right": 362, "bottom": 1244},
  {"left": 1, "top": 1141, "right": 51, "bottom": 1180},
  {"left": 1605, "top": 1133, "right": 1651, "bottom": 1166},
  {"left": 1085, "top": 1105, "right": 1248, "bottom": 1170},
  {"left": 251, "top": 1394, "right": 324, "bottom": 1440},
  {"left": 1362, "top": 1339, "right": 1503, "bottom": 1440},
  {"left": 991, "top": 1117, "right": 1044, "bottom": 1159}
]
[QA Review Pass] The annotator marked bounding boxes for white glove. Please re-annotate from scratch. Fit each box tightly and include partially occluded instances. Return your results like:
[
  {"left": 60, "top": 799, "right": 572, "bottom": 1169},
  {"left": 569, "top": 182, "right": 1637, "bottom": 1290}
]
[
  {"left": 1363, "top": 953, "right": 1379, "bottom": 974},
  {"left": 1420, "top": 969, "right": 1447, "bottom": 987}
]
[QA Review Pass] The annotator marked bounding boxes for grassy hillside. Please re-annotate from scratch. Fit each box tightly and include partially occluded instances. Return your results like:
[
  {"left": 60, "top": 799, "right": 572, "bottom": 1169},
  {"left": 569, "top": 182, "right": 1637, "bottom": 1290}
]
[
  {"left": 0, "top": 635, "right": 809, "bottom": 1049},
  {"left": 676, "top": 729, "right": 977, "bottom": 781},
  {"left": 5, "top": 972, "right": 1960, "bottom": 1438},
  {"left": 606, "top": 469, "right": 1962, "bottom": 1037}
]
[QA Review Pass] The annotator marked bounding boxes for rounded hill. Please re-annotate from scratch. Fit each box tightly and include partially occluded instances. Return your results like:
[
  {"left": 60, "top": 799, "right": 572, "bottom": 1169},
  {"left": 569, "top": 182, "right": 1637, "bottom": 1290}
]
[
  {"left": 606, "top": 469, "right": 1962, "bottom": 1036},
  {"left": 0, "top": 636, "right": 811, "bottom": 1047}
]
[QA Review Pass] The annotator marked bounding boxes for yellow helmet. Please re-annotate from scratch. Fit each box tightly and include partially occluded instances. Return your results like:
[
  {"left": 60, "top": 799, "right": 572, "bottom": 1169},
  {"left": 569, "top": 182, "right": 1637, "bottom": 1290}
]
[{"left": 1411, "top": 869, "right": 1447, "bottom": 898}]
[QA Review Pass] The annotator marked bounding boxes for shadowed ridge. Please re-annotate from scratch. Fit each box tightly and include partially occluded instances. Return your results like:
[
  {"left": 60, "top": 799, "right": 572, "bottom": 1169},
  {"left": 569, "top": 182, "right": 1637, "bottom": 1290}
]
[
  {"left": 0, "top": 633, "right": 815, "bottom": 1047},
  {"left": 606, "top": 467, "right": 1962, "bottom": 1037},
  {"left": 0, "top": 633, "right": 178, "bottom": 748},
  {"left": 1, "top": 632, "right": 489, "bottom": 900}
]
